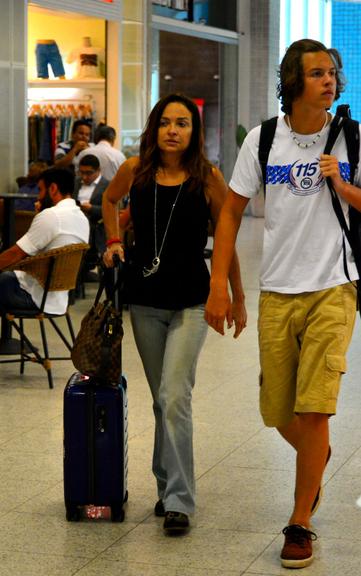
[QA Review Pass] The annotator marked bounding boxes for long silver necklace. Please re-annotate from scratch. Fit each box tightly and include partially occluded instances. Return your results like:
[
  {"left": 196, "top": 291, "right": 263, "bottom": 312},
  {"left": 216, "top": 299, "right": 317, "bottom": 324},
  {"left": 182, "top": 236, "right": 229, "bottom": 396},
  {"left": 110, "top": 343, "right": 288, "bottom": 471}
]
[
  {"left": 142, "top": 181, "right": 184, "bottom": 278},
  {"left": 287, "top": 113, "right": 328, "bottom": 149}
]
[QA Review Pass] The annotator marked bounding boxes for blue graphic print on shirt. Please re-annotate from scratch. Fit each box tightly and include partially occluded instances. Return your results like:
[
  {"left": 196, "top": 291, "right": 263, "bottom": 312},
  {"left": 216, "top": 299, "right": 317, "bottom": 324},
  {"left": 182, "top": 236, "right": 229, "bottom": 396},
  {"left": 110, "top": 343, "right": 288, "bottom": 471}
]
[{"left": 266, "top": 160, "right": 350, "bottom": 197}]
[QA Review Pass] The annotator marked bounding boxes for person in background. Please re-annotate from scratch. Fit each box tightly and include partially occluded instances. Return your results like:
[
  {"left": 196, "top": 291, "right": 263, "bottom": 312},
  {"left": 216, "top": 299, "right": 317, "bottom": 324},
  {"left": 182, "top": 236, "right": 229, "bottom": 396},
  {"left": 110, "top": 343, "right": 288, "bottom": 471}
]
[
  {"left": 0, "top": 167, "right": 89, "bottom": 315},
  {"left": 205, "top": 39, "right": 360, "bottom": 569},
  {"left": 77, "top": 124, "right": 126, "bottom": 182},
  {"left": 54, "top": 119, "right": 92, "bottom": 172},
  {"left": 74, "top": 154, "right": 109, "bottom": 281},
  {"left": 15, "top": 161, "right": 48, "bottom": 211},
  {"left": 102, "top": 93, "right": 246, "bottom": 533}
]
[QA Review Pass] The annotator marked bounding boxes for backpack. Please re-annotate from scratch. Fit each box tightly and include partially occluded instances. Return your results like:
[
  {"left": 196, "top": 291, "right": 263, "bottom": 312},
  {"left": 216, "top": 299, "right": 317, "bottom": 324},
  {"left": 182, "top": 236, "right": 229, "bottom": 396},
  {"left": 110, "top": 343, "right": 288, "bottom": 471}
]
[
  {"left": 258, "top": 106, "right": 361, "bottom": 303},
  {"left": 258, "top": 104, "right": 359, "bottom": 190}
]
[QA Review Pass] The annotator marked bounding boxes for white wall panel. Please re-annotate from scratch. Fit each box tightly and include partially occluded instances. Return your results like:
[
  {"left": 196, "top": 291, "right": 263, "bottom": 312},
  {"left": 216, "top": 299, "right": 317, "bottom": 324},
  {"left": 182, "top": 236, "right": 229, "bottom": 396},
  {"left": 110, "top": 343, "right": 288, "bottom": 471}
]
[
  {"left": 0, "top": 68, "right": 11, "bottom": 174},
  {"left": 0, "top": 0, "right": 26, "bottom": 193},
  {"left": 0, "top": 2, "right": 11, "bottom": 61}
]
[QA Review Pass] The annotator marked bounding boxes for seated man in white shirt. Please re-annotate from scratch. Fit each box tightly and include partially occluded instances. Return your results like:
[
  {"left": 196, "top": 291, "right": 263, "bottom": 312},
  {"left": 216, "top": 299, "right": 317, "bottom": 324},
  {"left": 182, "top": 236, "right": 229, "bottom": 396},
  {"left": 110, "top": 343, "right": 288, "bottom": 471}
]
[
  {"left": 0, "top": 168, "right": 90, "bottom": 315},
  {"left": 77, "top": 124, "right": 126, "bottom": 181},
  {"left": 74, "top": 154, "right": 109, "bottom": 280}
]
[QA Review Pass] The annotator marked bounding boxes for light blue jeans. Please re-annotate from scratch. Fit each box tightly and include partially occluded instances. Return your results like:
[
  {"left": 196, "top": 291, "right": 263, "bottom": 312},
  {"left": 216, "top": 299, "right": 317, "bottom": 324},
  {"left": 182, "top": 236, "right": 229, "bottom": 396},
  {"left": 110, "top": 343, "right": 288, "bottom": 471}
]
[{"left": 130, "top": 304, "right": 208, "bottom": 515}]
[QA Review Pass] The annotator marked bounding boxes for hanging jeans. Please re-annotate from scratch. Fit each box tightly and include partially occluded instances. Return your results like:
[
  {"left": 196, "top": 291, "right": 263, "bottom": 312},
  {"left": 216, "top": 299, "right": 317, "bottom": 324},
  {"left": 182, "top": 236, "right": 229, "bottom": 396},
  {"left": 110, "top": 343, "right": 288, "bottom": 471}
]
[
  {"left": 36, "top": 41, "right": 65, "bottom": 79},
  {"left": 130, "top": 304, "right": 208, "bottom": 515}
]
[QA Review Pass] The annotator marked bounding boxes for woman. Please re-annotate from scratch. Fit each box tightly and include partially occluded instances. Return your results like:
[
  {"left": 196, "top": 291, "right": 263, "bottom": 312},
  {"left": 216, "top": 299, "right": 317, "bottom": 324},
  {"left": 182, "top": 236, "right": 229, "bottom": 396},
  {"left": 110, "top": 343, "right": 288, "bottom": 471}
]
[{"left": 102, "top": 93, "right": 246, "bottom": 532}]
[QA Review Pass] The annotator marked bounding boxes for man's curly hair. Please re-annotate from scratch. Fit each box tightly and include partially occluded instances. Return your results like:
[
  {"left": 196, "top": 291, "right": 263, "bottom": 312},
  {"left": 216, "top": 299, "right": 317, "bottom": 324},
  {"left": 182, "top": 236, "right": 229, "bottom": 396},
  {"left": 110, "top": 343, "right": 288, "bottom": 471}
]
[{"left": 277, "top": 38, "right": 345, "bottom": 114}]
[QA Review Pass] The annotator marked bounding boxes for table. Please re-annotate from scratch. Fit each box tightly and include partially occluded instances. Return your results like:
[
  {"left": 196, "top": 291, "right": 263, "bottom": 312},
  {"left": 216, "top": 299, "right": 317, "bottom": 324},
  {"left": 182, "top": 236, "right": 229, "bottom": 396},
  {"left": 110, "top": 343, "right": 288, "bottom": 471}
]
[{"left": 0, "top": 191, "right": 37, "bottom": 354}]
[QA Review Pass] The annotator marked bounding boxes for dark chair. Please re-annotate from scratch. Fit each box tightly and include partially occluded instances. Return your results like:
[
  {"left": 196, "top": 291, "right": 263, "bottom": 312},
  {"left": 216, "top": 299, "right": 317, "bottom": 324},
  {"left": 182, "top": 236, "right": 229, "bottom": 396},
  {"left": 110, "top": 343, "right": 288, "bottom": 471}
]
[
  {"left": 14, "top": 209, "right": 35, "bottom": 240},
  {"left": 0, "top": 243, "right": 89, "bottom": 388}
]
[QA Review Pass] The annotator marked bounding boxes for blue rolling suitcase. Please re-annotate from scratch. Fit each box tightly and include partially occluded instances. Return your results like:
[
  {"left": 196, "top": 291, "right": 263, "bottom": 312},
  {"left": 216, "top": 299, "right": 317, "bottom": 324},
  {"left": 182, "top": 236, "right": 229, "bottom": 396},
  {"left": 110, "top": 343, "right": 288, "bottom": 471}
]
[{"left": 63, "top": 371, "right": 128, "bottom": 521}]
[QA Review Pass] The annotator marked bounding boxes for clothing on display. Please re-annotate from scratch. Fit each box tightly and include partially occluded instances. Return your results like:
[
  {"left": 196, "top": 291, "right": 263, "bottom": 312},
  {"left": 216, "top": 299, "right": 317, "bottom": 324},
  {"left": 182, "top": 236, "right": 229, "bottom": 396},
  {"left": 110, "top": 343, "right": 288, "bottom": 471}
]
[
  {"left": 67, "top": 37, "right": 105, "bottom": 79},
  {"left": 28, "top": 102, "right": 94, "bottom": 163},
  {"left": 36, "top": 39, "right": 65, "bottom": 79}
]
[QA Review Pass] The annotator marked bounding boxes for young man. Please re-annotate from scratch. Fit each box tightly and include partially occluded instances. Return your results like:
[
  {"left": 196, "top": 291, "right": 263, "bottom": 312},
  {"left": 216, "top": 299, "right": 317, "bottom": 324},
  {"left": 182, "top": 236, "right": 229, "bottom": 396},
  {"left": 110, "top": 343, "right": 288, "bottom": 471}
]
[
  {"left": 54, "top": 120, "right": 93, "bottom": 172},
  {"left": 0, "top": 168, "right": 89, "bottom": 315},
  {"left": 205, "top": 39, "right": 361, "bottom": 569}
]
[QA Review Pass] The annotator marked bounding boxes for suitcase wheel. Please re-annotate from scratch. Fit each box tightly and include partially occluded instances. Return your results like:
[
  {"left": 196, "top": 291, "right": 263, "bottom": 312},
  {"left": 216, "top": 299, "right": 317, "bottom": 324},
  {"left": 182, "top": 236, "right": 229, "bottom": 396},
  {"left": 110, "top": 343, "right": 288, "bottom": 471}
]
[
  {"left": 66, "top": 504, "right": 81, "bottom": 522},
  {"left": 111, "top": 504, "right": 125, "bottom": 522},
  {"left": 124, "top": 490, "right": 129, "bottom": 503}
]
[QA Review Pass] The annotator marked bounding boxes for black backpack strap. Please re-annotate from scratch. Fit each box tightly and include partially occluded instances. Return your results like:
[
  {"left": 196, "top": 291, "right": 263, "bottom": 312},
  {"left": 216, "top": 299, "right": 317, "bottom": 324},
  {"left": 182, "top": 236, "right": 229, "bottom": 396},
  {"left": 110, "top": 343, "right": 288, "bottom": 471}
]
[
  {"left": 324, "top": 115, "right": 361, "bottom": 283},
  {"left": 336, "top": 103, "right": 352, "bottom": 118},
  {"left": 328, "top": 108, "right": 359, "bottom": 182},
  {"left": 342, "top": 117, "right": 360, "bottom": 184},
  {"left": 258, "top": 116, "right": 278, "bottom": 194},
  {"left": 323, "top": 115, "right": 345, "bottom": 155}
]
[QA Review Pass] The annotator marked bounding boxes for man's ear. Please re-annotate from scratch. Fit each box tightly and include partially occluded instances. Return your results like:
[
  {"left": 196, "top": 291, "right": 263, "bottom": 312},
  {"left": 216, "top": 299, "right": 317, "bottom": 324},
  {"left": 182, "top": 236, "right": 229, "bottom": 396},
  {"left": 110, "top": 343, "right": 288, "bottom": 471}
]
[{"left": 48, "top": 182, "right": 59, "bottom": 201}]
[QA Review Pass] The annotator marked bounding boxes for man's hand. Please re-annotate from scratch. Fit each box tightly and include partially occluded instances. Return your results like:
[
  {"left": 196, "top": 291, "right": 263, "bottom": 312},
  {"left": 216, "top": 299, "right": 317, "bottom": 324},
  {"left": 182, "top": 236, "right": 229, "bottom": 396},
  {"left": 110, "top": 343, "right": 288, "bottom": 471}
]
[
  {"left": 231, "top": 297, "right": 247, "bottom": 338},
  {"left": 205, "top": 285, "right": 246, "bottom": 338},
  {"left": 80, "top": 202, "right": 92, "bottom": 213},
  {"left": 73, "top": 141, "right": 89, "bottom": 155},
  {"left": 319, "top": 153, "right": 343, "bottom": 187}
]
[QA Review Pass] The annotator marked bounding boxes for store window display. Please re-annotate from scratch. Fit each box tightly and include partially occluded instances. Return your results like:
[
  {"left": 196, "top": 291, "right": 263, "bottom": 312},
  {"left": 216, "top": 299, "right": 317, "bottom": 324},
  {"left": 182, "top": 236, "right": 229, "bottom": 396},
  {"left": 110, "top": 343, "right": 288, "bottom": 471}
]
[
  {"left": 67, "top": 37, "right": 105, "bottom": 79},
  {"left": 35, "top": 39, "right": 65, "bottom": 79}
]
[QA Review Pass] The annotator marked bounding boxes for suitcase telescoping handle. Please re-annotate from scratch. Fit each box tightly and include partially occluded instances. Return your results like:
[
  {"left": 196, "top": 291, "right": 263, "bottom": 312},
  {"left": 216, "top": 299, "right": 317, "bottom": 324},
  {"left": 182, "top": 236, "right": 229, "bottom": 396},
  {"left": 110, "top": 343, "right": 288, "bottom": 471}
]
[
  {"left": 111, "top": 253, "right": 123, "bottom": 310},
  {"left": 98, "top": 253, "right": 124, "bottom": 309}
]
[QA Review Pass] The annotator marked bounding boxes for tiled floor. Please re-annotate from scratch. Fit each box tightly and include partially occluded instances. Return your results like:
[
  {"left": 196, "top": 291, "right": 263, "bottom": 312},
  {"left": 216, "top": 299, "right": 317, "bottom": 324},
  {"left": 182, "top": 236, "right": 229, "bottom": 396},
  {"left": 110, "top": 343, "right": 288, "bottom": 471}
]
[{"left": 1, "top": 215, "right": 361, "bottom": 575}]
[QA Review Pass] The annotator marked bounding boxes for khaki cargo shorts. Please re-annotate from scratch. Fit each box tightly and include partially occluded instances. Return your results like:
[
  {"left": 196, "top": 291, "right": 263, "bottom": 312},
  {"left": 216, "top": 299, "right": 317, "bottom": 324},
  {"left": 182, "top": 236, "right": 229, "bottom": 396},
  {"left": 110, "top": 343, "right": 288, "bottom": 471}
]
[{"left": 258, "top": 283, "right": 357, "bottom": 428}]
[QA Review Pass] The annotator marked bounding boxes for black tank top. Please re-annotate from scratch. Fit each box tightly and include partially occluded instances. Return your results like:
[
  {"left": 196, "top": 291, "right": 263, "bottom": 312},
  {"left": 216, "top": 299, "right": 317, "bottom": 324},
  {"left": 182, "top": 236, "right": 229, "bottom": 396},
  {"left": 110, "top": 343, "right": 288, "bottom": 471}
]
[{"left": 126, "top": 178, "right": 210, "bottom": 309}]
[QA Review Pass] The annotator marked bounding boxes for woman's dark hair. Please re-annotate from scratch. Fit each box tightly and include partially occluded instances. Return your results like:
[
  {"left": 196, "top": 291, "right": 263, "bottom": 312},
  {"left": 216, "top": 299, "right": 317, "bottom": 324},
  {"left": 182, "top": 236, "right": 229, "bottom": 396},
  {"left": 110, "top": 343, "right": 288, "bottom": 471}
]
[
  {"left": 277, "top": 38, "right": 345, "bottom": 114},
  {"left": 134, "top": 93, "right": 212, "bottom": 190}
]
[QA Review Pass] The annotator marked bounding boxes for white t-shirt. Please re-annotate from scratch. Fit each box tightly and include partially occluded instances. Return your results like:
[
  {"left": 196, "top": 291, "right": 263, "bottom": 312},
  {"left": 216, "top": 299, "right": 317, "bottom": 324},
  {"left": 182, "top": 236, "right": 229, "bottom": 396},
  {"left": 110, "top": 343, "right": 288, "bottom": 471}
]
[
  {"left": 230, "top": 115, "right": 361, "bottom": 293},
  {"left": 77, "top": 140, "right": 126, "bottom": 181},
  {"left": 16, "top": 198, "right": 90, "bottom": 314},
  {"left": 67, "top": 46, "right": 105, "bottom": 79}
]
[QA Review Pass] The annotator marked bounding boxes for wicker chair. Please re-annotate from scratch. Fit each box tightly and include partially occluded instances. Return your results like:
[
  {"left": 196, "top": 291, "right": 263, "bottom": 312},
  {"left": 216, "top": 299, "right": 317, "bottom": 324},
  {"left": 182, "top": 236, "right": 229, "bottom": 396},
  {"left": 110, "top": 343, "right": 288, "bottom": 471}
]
[{"left": 0, "top": 243, "right": 89, "bottom": 388}]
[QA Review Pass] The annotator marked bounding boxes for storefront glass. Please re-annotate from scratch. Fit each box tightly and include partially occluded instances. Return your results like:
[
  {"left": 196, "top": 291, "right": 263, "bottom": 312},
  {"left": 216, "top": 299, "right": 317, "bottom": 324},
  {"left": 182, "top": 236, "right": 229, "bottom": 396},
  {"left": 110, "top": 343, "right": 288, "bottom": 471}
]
[{"left": 151, "top": 28, "right": 238, "bottom": 179}]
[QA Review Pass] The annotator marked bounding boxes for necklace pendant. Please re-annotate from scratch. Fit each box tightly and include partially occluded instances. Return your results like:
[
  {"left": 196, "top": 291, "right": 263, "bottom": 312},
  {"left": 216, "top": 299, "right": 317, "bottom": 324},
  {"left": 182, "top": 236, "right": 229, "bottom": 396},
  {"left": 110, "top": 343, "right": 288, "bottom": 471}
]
[
  {"left": 146, "top": 180, "right": 184, "bottom": 279},
  {"left": 142, "top": 256, "right": 161, "bottom": 278}
]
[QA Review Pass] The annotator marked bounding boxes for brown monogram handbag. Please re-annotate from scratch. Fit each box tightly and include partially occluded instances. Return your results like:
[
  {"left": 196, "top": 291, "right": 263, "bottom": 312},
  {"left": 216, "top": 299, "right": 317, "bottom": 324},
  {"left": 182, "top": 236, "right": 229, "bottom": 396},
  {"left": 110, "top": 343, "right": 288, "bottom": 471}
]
[{"left": 71, "top": 265, "right": 123, "bottom": 383}]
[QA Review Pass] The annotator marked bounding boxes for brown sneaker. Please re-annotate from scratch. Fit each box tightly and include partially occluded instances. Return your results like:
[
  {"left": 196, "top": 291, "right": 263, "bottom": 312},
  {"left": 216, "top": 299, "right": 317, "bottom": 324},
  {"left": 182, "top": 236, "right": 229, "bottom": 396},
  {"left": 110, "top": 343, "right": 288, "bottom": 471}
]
[
  {"left": 311, "top": 445, "right": 332, "bottom": 516},
  {"left": 281, "top": 524, "right": 317, "bottom": 568}
]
